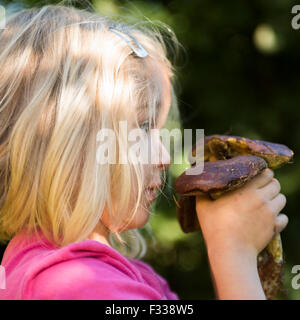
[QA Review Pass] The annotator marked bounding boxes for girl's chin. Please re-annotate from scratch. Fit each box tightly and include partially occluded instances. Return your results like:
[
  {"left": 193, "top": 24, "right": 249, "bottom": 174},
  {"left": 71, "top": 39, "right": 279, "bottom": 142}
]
[{"left": 119, "top": 209, "right": 150, "bottom": 231}]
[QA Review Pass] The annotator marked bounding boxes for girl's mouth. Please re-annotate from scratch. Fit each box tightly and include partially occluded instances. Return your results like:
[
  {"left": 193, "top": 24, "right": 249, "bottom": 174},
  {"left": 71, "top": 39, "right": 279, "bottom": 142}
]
[
  {"left": 145, "top": 188, "right": 156, "bottom": 201},
  {"left": 145, "top": 184, "right": 162, "bottom": 202}
]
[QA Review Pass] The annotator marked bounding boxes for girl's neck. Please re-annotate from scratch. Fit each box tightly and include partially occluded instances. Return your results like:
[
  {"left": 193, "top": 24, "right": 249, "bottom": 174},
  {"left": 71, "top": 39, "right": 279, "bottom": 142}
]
[{"left": 87, "top": 222, "right": 111, "bottom": 247}]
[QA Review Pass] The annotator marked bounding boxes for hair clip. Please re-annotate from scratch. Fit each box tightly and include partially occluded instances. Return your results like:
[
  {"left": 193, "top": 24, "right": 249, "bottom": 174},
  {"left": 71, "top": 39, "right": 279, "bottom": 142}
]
[{"left": 108, "top": 26, "right": 149, "bottom": 58}]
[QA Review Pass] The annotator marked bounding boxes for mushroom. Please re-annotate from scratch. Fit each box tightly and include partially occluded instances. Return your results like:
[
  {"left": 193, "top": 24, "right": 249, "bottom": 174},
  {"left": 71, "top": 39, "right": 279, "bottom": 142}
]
[{"left": 173, "top": 135, "right": 294, "bottom": 299}]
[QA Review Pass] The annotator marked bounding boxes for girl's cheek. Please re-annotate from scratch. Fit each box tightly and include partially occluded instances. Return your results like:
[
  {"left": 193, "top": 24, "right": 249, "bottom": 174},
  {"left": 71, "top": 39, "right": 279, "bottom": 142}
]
[
  {"left": 160, "top": 143, "right": 171, "bottom": 167},
  {"left": 147, "top": 132, "right": 161, "bottom": 164},
  {"left": 148, "top": 130, "right": 171, "bottom": 167}
]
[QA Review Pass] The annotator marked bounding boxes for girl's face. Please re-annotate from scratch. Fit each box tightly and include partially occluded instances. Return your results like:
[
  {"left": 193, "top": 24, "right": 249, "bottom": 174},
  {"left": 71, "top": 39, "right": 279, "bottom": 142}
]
[{"left": 101, "top": 65, "right": 172, "bottom": 233}]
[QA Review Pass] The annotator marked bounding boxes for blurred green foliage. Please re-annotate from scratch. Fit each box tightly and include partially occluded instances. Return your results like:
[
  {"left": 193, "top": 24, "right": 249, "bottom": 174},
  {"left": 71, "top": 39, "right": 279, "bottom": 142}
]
[{"left": 0, "top": 0, "right": 300, "bottom": 300}]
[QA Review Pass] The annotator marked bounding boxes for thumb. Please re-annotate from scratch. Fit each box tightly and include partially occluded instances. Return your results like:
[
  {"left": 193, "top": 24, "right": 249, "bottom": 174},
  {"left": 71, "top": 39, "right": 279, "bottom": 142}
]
[{"left": 195, "top": 193, "right": 213, "bottom": 216}]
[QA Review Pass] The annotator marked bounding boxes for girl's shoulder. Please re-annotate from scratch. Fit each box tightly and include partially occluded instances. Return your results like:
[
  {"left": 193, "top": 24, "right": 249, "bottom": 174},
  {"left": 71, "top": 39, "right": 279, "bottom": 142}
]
[
  {"left": 129, "top": 258, "right": 179, "bottom": 300},
  {"left": 0, "top": 231, "right": 178, "bottom": 300}
]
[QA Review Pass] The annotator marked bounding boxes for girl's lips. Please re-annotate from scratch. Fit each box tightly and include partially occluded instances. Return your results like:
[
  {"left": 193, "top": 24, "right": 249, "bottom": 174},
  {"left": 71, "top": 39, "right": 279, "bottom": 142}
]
[{"left": 145, "top": 188, "right": 156, "bottom": 202}]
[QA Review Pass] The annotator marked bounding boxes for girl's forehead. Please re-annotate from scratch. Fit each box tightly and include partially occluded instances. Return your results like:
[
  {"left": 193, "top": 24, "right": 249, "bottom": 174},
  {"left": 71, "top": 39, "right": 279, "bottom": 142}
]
[
  {"left": 139, "top": 83, "right": 171, "bottom": 126},
  {"left": 157, "top": 68, "right": 172, "bottom": 128},
  {"left": 128, "top": 61, "right": 172, "bottom": 127}
]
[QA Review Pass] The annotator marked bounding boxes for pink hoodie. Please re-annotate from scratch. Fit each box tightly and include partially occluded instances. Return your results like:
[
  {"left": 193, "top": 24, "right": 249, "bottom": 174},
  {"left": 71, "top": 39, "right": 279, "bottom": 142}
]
[{"left": 0, "top": 230, "right": 179, "bottom": 300}]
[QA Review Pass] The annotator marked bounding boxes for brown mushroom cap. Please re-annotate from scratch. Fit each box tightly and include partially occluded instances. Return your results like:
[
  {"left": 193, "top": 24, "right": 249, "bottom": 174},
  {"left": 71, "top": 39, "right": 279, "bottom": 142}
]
[
  {"left": 174, "top": 155, "right": 267, "bottom": 196},
  {"left": 189, "top": 135, "right": 294, "bottom": 169},
  {"left": 174, "top": 134, "right": 294, "bottom": 300}
]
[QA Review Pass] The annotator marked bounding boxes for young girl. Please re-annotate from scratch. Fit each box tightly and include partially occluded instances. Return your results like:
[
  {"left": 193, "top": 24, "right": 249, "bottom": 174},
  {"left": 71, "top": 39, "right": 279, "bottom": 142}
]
[{"left": 0, "top": 4, "right": 288, "bottom": 300}]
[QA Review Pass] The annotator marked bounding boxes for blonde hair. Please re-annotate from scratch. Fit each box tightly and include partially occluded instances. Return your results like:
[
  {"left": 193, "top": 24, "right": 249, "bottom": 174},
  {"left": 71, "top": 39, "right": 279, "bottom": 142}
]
[{"left": 0, "top": 3, "right": 182, "bottom": 259}]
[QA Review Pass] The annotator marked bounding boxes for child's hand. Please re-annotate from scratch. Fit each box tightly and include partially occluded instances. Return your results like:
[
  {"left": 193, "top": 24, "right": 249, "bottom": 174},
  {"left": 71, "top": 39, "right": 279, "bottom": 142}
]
[{"left": 195, "top": 168, "right": 288, "bottom": 258}]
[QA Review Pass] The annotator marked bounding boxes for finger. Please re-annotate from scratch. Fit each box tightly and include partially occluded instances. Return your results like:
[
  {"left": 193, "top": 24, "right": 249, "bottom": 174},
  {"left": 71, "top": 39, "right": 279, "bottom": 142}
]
[
  {"left": 268, "top": 193, "right": 287, "bottom": 216},
  {"left": 275, "top": 213, "right": 289, "bottom": 233},
  {"left": 249, "top": 168, "right": 274, "bottom": 189},
  {"left": 258, "top": 178, "right": 281, "bottom": 200}
]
